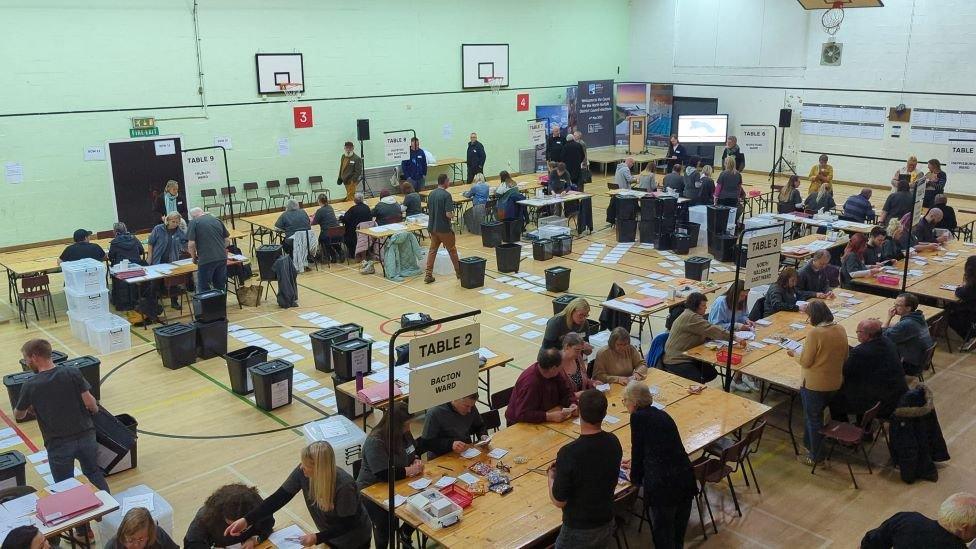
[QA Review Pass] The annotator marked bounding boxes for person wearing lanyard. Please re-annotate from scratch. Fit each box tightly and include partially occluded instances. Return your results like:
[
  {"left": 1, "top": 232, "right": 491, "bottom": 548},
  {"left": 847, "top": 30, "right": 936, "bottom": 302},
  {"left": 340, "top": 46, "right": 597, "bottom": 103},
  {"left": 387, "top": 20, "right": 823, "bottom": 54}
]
[{"left": 153, "top": 180, "right": 187, "bottom": 229}]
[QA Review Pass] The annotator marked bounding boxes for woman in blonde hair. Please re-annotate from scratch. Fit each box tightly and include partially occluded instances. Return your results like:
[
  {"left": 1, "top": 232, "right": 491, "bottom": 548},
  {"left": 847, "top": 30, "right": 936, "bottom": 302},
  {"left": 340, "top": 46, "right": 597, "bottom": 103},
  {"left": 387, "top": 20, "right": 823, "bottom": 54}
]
[
  {"left": 105, "top": 507, "right": 178, "bottom": 549},
  {"left": 542, "top": 297, "right": 592, "bottom": 353},
  {"left": 803, "top": 181, "right": 836, "bottom": 212},
  {"left": 225, "top": 442, "right": 372, "bottom": 549}
]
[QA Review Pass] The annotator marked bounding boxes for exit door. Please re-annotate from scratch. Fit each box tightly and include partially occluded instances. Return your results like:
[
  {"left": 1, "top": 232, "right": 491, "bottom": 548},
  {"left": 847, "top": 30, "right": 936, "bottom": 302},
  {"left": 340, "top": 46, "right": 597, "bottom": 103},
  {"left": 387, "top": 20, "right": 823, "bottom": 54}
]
[{"left": 108, "top": 136, "right": 186, "bottom": 233}]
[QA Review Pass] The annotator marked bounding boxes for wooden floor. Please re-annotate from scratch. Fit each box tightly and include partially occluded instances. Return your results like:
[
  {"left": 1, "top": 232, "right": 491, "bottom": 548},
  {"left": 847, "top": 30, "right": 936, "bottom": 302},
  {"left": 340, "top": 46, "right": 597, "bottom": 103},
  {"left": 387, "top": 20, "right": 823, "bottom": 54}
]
[{"left": 2, "top": 170, "right": 975, "bottom": 548}]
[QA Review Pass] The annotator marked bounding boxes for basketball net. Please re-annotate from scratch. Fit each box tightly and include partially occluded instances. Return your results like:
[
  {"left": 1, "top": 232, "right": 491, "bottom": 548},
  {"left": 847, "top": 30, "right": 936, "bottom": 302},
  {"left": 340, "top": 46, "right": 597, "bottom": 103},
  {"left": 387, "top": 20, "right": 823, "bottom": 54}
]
[
  {"left": 278, "top": 82, "right": 303, "bottom": 102},
  {"left": 822, "top": 2, "right": 844, "bottom": 36},
  {"left": 484, "top": 77, "right": 503, "bottom": 95}
]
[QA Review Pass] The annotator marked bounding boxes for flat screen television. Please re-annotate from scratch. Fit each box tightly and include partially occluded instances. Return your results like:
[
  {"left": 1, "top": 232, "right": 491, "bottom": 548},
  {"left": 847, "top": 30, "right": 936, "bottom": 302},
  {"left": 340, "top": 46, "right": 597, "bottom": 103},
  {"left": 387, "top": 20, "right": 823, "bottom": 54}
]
[{"left": 676, "top": 114, "right": 729, "bottom": 144}]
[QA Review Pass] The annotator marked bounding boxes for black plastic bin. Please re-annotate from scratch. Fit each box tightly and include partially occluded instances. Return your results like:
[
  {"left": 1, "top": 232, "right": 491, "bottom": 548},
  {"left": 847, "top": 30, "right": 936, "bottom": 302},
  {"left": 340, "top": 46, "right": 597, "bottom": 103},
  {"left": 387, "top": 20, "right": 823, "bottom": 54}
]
[
  {"left": 332, "top": 374, "right": 366, "bottom": 419},
  {"left": 256, "top": 244, "right": 282, "bottom": 281},
  {"left": 639, "top": 221, "right": 656, "bottom": 244},
  {"left": 545, "top": 266, "right": 571, "bottom": 292},
  {"left": 481, "top": 221, "right": 503, "bottom": 248},
  {"left": 673, "top": 234, "right": 691, "bottom": 255},
  {"left": 19, "top": 350, "right": 67, "bottom": 372},
  {"left": 193, "top": 318, "right": 228, "bottom": 360},
  {"left": 310, "top": 324, "right": 362, "bottom": 373},
  {"left": 60, "top": 356, "right": 101, "bottom": 400},
  {"left": 192, "top": 290, "right": 227, "bottom": 323},
  {"left": 710, "top": 233, "right": 738, "bottom": 262},
  {"left": 678, "top": 221, "right": 701, "bottom": 248},
  {"left": 249, "top": 359, "right": 294, "bottom": 411},
  {"left": 639, "top": 196, "right": 657, "bottom": 219},
  {"left": 653, "top": 233, "right": 672, "bottom": 251},
  {"left": 533, "top": 239, "right": 553, "bottom": 261},
  {"left": 459, "top": 257, "right": 487, "bottom": 289},
  {"left": 552, "top": 294, "right": 578, "bottom": 315},
  {"left": 94, "top": 407, "right": 137, "bottom": 476},
  {"left": 332, "top": 338, "right": 373, "bottom": 379},
  {"left": 0, "top": 451, "right": 26, "bottom": 489},
  {"left": 585, "top": 319, "right": 601, "bottom": 336},
  {"left": 225, "top": 346, "right": 267, "bottom": 395},
  {"left": 706, "top": 206, "right": 731, "bottom": 234},
  {"left": 3, "top": 373, "right": 34, "bottom": 423},
  {"left": 552, "top": 234, "right": 573, "bottom": 256},
  {"left": 154, "top": 323, "right": 197, "bottom": 370},
  {"left": 616, "top": 220, "right": 637, "bottom": 243},
  {"left": 501, "top": 219, "right": 523, "bottom": 243},
  {"left": 685, "top": 256, "right": 711, "bottom": 280},
  {"left": 495, "top": 243, "right": 522, "bottom": 273},
  {"left": 616, "top": 198, "right": 639, "bottom": 221}
]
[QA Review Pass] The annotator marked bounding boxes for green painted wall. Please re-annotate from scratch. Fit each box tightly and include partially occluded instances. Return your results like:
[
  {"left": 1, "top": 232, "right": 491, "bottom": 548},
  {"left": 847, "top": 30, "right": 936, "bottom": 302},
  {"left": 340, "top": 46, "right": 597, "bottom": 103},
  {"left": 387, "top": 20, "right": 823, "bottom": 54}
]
[{"left": 0, "top": 0, "right": 629, "bottom": 247}]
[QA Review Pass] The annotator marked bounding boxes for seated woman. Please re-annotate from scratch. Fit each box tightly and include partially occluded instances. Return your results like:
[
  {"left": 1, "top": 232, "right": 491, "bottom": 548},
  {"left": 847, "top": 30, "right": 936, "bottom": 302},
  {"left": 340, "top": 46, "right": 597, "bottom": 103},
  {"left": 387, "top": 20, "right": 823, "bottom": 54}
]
[
  {"left": 803, "top": 181, "right": 836, "bottom": 212},
  {"left": 226, "top": 442, "right": 372, "bottom": 549},
  {"left": 542, "top": 297, "right": 592, "bottom": 352},
  {"left": 311, "top": 193, "right": 342, "bottom": 262},
  {"left": 840, "top": 233, "right": 883, "bottom": 287},
  {"left": 592, "top": 327, "right": 647, "bottom": 385},
  {"left": 462, "top": 173, "right": 490, "bottom": 206},
  {"left": 371, "top": 189, "right": 402, "bottom": 224},
  {"left": 764, "top": 266, "right": 831, "bottom": 317},
  {"left": 777, "top": 175, "right": 803, "bottom": 214},
  {"left": 107, "top": 222, "right": 145, "bottom": 266},
  {"left": 1, "top": 525, "right": 49, "bottom": 549},
  {"left": 105, "top": 507, "right": 178, "bottom": 549},
  {"left": 560, "top": 332, "right": 595, "bottom": 395},
  {"left": 494, "top": 171, "right": 525, "bottom": 221},
  {"left": 636, "top": 163, "right": 656, "bottom": 192},
  {"left": 708, "top": 280, "right": 757, "bottom": 392},
  {"left": 663, "top": 292, "right": 735, "bottom": 383},
  {"left": 881, "top": 218, "right": 939, "bottom": 262},
  {"left": 401, "top": 181, "right": 423, "bottom": 217},
  {"left": 948, "top": 256, "right": 976, "bottom": 348},
  {"left": 274, "top": 199, "right": 311, "bottom": 238},
  {"left": 183, "top": 484, "right": 273, "bottom": 549}
]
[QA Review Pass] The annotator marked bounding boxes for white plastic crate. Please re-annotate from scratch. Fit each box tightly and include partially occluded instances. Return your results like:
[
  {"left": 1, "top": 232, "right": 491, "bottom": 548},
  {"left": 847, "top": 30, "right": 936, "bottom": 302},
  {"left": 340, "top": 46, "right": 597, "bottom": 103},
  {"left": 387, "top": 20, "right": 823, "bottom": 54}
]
[
  {"left": 538, "top": 215, "right": 568, "bottom": 228},
  {"left": 66, "top": 310, "right": 90, "bottom": 344},
  {"left": 85, "top": 314, "right": 131, "bottom": 355},
  {"left": 61, "top": 258, "right": 107, "bottom": 293},
  {"left": 537, "top": 225, "right": 570, "bottom": 239},
  {"left": 406, "top": 489, "right": 463, "bottom": 529},
  {"left": 64, "top": 287, "right": 110, "bottom": 319},
  {"left": 302, "top": 415, "right": 366, "bottom": 476},
  {"left": 94, "top": 485, "right": 173, "bottom": 541}
]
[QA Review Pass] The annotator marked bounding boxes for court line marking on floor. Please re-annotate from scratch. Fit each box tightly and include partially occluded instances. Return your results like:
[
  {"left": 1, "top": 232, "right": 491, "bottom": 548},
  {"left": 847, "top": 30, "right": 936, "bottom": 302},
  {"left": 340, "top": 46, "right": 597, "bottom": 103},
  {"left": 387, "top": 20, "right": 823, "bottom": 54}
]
[{"left": 154, "top": 436, "right": 304, "bottom": 494}]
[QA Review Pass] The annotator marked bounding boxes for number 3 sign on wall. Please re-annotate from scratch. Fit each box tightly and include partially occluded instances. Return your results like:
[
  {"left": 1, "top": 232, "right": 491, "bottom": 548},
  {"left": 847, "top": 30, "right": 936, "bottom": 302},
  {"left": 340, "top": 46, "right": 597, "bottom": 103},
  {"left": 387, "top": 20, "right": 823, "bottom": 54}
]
[{"left": 293, "top": 106, "right": 313, "bottom": 128}]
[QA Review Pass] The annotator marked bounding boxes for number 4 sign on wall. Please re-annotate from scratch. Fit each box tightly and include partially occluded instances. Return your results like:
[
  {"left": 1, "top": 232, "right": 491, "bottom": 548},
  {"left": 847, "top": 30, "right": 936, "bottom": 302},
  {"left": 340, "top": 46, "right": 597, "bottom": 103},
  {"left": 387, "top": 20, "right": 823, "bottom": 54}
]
[
  {"left": 293, "top": 106, "right": 313, "bottom": 129},
  {"left": 516, "top": 93, "right": 529, "bottom": 112}
]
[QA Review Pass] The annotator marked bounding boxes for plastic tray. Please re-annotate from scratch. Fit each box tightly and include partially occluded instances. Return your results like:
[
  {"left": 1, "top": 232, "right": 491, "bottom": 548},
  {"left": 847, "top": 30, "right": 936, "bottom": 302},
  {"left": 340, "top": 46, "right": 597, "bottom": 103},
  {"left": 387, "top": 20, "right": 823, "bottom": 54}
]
[{"left": 716, "top": 349, "right": 743, "bottom": 365}]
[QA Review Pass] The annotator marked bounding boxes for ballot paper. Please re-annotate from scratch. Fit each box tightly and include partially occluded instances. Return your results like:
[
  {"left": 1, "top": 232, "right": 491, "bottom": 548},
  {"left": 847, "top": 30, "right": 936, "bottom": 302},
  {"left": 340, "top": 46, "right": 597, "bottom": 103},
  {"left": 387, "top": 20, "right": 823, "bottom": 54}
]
[
  {"left": 516, "top": 312, "right": 537, "bottom": 320},
  {"left": 789, "top": 323, "right": 806, "bottom": 330},
  {"left": 500, "top": 323, "right": 521, "bottom": 333},
  {"left": 520, "top": 331, "right": 543, "bottom": 340},
  {"left": 268, "top": 348, "right": 290, "bottom": 358},
  {"left": 434, "top": 476, "right": 456, "bottom": 488},
  {"left": 408, "top": 478, "right": 432, "bottom": 490},
  {"left": 298, "top": 312, "right": 321, "bottom": 320},
  {"left": 121, "top": 493, "right": 155, "bottom": 515},
  {"left": 761, "top": 338, "right": 780, "bottom": 345},
  {"left": 533, "top": 317, "right": 549, "bottom": 326},
  {"left": 280, "top": 330, "right": 304, "bottom": 339},
  {"left": 294, "top": 380, "right": 320, "bottom": 392},
  {"left": 307, "top": 387, "right": 334, "bottom": 399},
  {"left": 384, "top": 495, "right": 407, "bottom": 509},
  {"left": 604, "top": 415, "right": 620, "bottom": 424},
  {"left": 754, "top": 319, "right": 772, "bottom": 326},
  {"left": 734, "top": 331, "right": 756, "bottom": 341},
  {"left": 460, "top": 448, "right": 482, "bottom": 459},
  {"left": 26, "top": 451, "right": 47, "bottom": 464},
  {"left": 625, "top": 279, "right": 645, "bottom": 285},
  {"left": 264, "top": 343, "right": 283, "bottom": 352},
  {"left": 46, "top": 478, "right": 82, "bottom": 493},
  {"left": 498, "top": 306, "right": 518, "bottom": 314},
  {"left": 285, "top": 353, "right": 306, "bottom": 363},
  {"left": 638, "top": 287, "right": 668, "bottom": 299},
  {"left": 747, "top": 341, "right": 767, "bottom": 350},
  {"left": 488, "top": 448, "right": 509, "bottom": 459},
  {"left": 1, "top": 493, "right": 37, "bottom": 517},
  {"left": 478, "top": 348, "right": 497, "bottom": 360},
  {"left": 479, "top": 287, "right": 498, "bottom": 295},
  {"left": 267, "top": 525, "right": 306, "bottom": 549},
  {"left": 292, "top": 371, "right": 310, "bottom": 382},
  {"left": 595, "top": 383, "right": 611, "bottom": 392},
  {"left": 458, "top": 472, "right": 480, "bottom": 485}
]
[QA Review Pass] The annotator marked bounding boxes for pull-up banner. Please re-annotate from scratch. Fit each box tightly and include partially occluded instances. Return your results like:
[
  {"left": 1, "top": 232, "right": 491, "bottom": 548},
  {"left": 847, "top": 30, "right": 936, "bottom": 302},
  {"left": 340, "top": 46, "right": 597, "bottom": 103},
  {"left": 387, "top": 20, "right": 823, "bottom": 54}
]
[{"left": 577, "top": 80, "right": 615, "bottom": 147}]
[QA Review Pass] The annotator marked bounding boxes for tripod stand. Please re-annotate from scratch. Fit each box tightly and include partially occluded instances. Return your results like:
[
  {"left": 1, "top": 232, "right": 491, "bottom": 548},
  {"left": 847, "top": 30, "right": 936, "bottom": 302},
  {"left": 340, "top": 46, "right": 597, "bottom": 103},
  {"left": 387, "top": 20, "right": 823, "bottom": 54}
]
[
  {"left": 768, "top": 126, "right": 797, "bottom": 189},
  {"left": 358, "top": 139, "right": 373, "bottom": 197}
]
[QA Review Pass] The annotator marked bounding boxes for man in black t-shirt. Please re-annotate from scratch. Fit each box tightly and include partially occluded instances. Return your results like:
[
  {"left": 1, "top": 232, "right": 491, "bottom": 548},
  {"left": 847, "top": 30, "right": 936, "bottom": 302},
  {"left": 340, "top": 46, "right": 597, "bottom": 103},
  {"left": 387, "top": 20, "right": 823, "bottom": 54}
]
[
  {"left": 548, "top": 389, "right": 622, "bottom": 548},
  {"left": 15, "top": 339, "right": 108, "bottom": 492},
  {"left": 58, "top": 229, "right": 106, "bottom": 264}
]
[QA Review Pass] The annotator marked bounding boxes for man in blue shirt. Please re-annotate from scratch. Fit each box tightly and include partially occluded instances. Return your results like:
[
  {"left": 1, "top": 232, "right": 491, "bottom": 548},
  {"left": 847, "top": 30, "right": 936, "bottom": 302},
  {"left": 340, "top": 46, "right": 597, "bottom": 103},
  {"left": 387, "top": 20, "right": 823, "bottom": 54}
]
[
  {"left": 400, "top": 137, "right": 428, "bottom": 193},
  {"left": 842, "top": 188, "right": 876, "bottom": 222}
]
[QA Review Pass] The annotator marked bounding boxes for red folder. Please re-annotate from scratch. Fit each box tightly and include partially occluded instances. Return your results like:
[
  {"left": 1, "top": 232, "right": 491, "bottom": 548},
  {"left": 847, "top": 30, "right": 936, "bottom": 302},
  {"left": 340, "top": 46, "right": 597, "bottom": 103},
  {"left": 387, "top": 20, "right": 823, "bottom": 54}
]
[
  {"left": 357, "top": 382, "right": 402, "bottom": 405},
  {"left": 115, "top": 269, "right": 146, "bottom": 280},
  {"left": 636, "top": 297, "right": 664, "bottom": 308},
  {"left": 36, "top": 485, "right": 102, "bottom": 526}
]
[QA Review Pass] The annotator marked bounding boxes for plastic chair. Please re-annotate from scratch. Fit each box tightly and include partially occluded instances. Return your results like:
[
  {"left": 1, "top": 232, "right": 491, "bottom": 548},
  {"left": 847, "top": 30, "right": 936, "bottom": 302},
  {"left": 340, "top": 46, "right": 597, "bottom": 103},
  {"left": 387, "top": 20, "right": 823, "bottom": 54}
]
[
  {"left": 490, "top": 387, "right": 514, "bottom": 410},
  {"left": 18, "top": 274, "right": 56, "bottom": 328},
  {"left": 481, "top": 409, "right": 501, "bottom": 433},
  {"left": 812, "top": 401, "right": 881, "bottom": 489},
  {"left": 320, "top": 226, "right": 346, "bottom": 267},
  {"left": 242, "top": 182, "right": 266, "bottom": 213},
  {"left": 917, "top": 343, "right": 937, "bottom": 381},
  {"left": 703, "top": 420, "right": 766, "bottom": 496},
  {"left": 309, "top": 175, "right": 327, "bottom": 199},
  {"left": 161, "top": 273, "right": 191, "bottom": 319},
  {"left": 927, "top": 315, "right": 951, "bottom": 354},
  {"left": 266, "top": 180, "right": 288, "bottom": 209},
  {"left": 689, "top": 456, "right": 721, "bottom": 538},
  {"left": 200, "top": 188, "right": 223, "bottom": 217},
  {"left": 221, "top": 186, "right": 245, "bottom": 216},
  {"left": 286, "top": 177, "right": 309, "bottom": 205}
]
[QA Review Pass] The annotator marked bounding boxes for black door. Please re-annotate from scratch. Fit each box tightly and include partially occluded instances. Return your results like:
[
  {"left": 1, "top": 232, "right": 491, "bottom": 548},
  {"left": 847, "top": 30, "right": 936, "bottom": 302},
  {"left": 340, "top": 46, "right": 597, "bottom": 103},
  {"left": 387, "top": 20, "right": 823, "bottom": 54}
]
[{"left": 109, "top": 137, "right": 185, "bottom": 233}]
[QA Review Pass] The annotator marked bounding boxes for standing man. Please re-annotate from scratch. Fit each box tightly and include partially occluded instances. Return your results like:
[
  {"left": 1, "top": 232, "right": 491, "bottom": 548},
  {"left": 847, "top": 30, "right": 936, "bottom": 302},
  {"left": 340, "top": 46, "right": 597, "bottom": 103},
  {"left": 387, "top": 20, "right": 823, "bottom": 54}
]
[
  {"left": 401, "top": 137, "right": 428, "bottom": 193},
  {"left": 548, "top": 389, "right": 622, "bottom": 548},
  {"left": 562, "top": 134, "right": 586, "bottom": 185},
  {"left": 465, "top": 132, "right": 486, "bottom": 183},
  {"left": 572, "top": 130, "right": 588, "bottom": 162},
  {"left": 546, "top": 125, "right": 566, "bottom": 163},
  {"left": 153, "top": 180, "right": 188, "bottom": 225},
  {"left": 187, "top": 207, "right": 230, "bottom": 291},
  {"left": 807, "top": 154, "right": 834, "bottom": 195},
  {"left": 424, "top": 174, "right": 459, "bottom": 284},
  {"left": 16, "top": 339, "right": 109, "bottom": 493},
  {"left": 337, "top": 141, "right": 363, "bottom": 203}
]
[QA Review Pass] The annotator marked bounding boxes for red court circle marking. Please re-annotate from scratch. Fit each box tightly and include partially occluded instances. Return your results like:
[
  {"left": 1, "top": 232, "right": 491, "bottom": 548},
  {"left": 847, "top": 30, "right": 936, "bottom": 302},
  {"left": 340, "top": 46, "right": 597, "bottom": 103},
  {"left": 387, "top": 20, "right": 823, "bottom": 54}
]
[{"left": 378, "top": 318, "right": 442, "bottom": 338}]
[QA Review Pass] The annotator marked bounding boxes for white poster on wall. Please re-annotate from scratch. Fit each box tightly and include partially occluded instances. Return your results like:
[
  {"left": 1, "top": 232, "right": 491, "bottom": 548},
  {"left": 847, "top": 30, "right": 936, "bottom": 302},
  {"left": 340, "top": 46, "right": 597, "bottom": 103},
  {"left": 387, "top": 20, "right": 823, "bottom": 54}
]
[
  {"left": 740, "top": 128, "right": 771, "bottom": 156},
  {"left": 182, "top": 152, "right": 224, "bottom": 185},
  {"left": 528, "top": 121, "right": 546, "bottom": 146},
  {"left": 947, "top": 139, "right": 976, "bottom": 174},
  {"left": 384, "top": 133, "right": 411, "bottom": 162}
]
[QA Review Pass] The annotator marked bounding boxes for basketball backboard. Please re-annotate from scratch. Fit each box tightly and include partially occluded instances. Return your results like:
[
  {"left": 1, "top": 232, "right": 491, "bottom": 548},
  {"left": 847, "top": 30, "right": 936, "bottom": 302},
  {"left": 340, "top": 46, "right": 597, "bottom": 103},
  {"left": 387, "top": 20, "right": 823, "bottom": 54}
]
[
  {"left": 461, "top": 44, "right": 509, "bottom": 90},
  {"left": 796, "top": 0, "right": 883, "bottom": 8},
  {"left": 255, "top": 53, "right": 304, "bottom": 95}
]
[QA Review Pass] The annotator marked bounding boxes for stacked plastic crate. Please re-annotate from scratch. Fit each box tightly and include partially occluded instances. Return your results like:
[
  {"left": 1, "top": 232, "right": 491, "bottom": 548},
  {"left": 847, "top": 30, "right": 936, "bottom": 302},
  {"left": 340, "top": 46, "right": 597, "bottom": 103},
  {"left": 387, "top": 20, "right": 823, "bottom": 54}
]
[{"left": 61, "top": 258, "right": 131, "bottom": 354}]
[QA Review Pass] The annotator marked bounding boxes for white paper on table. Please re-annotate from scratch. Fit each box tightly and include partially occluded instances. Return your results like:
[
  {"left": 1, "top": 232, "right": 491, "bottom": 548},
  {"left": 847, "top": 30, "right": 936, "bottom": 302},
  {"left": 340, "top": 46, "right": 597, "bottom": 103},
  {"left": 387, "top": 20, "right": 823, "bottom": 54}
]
[
  {"left": 500, "top": 323, "right": 520, "bottom": 333},
  {"left": 651, "top": 401, "right": 665, "bottom": 410},
  {"left": 625, "top": 279, "right": 644, "bottom": 285},
  {"left": 46, "top": 478, "right": 82, "bottom": 493},
  {"left": 253, "top": 338, "right": 273, "bottom": 347},
  {"left": 529, "top": 286, "right": 546, "bottom": 293},
  {"left": 477, "top": 348, "right": 497, "bottom": 360},
  {"left": 846, "top": 298, "right": 863, "bottom": 305},
  {"left": 121, "top": 493, "right": 155, "bottom": 515},
  {"left": 458, "top": 472, "right": 480, "bottom": 485},
  {"left": 488, "top": 448, "right": 509, "bottom": 459},
  {"left": 479, "top": 288, "right": 498, "bottom": 295},
  {"left": 520, "top": 331, "right": 543, "bottom": 340},
  {"left": 940, "top": 284, "right": 958, "bottom": 291},
  {"left": 579, "top": 258, "right": 595, "bottom": 263},
  {"left": 26, "top": 451, "right": 46, "bottom": 464},
  {"left": 494, "top": 293, "right": 514, "bottom": 300},
  {"left": 761, "top": 338, "right": 780, "bottom": 345},
  {"left": 604, "top": 415, "right": 620, "bottom": 424},
  {"left": 637, "top": 287, "right": 668, "bottom": 298},
  {"left": 733, "top": 331, "right": 755, "bottom": 341},
  {"left": 1, "top": 493, "right": 37, "bottom": 517},
  {"left": 659, "top": 262, "right": 674, "bottom": 268},
  {"left": 366, "top": 371, "right": 389, "bottom": 383},
  {"left": 433, "top": 476, "right": 456, "bottom": 488},
  {"left": 516, "top": 312, "right": 537, "bottom": 320},
  {"left": 302, "top": 343, "right": 313, "bottom": 350},
  {"left": 754, "top": 319, "right": 772, "bottom": 326},
  {"left": 284, "top": 354, "right": 305, "bottom": 363},
  {"left": 460, "top": 448, "right": 482, "bottom": 459},
  {"left": 498, "top": 307, "right": 518, "bottom": 314},
  {"left": 268, "top": 525, "right": 307, "bottom": 549},
  {"left": 408, "top": 478, "right": 432, "bottom": 490},
  {"left": 595, "top": 383, "right": 611, "bottom": 392},
  {"left": 33, "top": 463, "right": 51, "bottom": 475},
  {"left": 307, "top": 387, "right": 334, "bottom": 399},
  {"left": 789, "top": 323, "right": 806, "bottom": 330},
  {"left": 747, "top": 341, "right": 766, "bottom": 349}
]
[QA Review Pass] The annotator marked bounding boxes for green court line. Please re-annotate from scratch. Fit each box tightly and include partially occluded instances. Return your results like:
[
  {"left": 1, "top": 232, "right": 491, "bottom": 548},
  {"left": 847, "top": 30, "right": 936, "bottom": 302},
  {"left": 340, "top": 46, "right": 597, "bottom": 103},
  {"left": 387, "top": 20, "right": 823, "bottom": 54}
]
[
  {"left": 188, "top": 364, "right": 296, "bottom": 431},
  {"left": 298, "top": 282, "right": 390, "bottom": 319}
]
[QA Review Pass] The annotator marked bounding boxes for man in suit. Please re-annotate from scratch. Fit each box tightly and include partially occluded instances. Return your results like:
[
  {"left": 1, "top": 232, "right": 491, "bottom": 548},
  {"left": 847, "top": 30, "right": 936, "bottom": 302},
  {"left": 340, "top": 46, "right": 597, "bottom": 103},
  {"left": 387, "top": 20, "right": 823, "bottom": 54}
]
[
  {"left": 152, "top": 180, "right": 188, "bottom": 226},
  {"left": 465, "top": 132, "right": 486, "bottom": 183},
  {"left": 546, "top": 125, "right": 566, "bottom": 163},
  {"left": 562, "top": 134, "right": 586, "bottom": 185},
  {"left": 337, "top": 141, "right": 363, "bottom": 202}
]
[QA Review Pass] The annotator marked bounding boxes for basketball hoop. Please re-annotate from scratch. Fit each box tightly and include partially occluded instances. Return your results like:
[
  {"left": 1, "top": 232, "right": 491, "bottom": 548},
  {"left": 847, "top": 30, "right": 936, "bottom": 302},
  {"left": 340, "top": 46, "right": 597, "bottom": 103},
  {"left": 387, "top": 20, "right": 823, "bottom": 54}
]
[
  {"left": 822, "top": 2, "right": 845, "bottom": 35},
  {"left": 483, "top": 77, "right": 503, "bottom": 95},
  {"left": 277, "top": 82, "right": 303, "bottom": 102}
]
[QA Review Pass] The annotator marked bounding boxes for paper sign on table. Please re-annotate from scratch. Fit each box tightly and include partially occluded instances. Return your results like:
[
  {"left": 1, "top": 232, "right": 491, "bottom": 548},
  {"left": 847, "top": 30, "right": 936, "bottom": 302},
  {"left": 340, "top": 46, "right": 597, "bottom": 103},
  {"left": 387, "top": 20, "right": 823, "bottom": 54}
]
[
  {"left": 433, "top": 476, "right": 456, "bottom": 488},
  {"left": 460, "top": 448, "right": 481, "bottom": 459},
  {"left": 408, "top": 478, "right": 432, "bottom": 490},
  {"left": 488, "top": 448, "right": 509, "bottom": 459}
]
